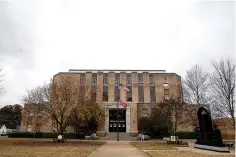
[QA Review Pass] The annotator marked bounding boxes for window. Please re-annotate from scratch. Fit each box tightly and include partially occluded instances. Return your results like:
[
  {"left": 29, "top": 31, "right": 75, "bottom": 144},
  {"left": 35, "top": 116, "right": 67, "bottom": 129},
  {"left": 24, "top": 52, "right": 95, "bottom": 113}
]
[
  {"left": 91, "top": 86, "right": 97, "bottom": 101},
  {"left": 164, "top": 76, "right": 168, "bottom": 83},
  {"left": 115, "top": 73, "right": 120, "bottom": 84},
  {"left": 92, "top": 73, "right": 97, "bottom": 84},
  {"left": 126, "top": 73, "right": 132, "bottom": 84},
  {"left": 164, "top": 95, "right": 170, "bottom": 100},
  {"left": 149, "top": 74, "right": 155, "bottom": 84},
  {"left": 127, "top": 85, "right": 132, "bottom": 101},
  {"left": 164, "top": 89, "right": 169, "bottom": 95},
  {"left": 26, "top": 124, "right": 32, "bottom": 132},
  {"left": 163, "top": 83, "right": 169, "bottom": 89},
  {"left": 150, "top": 86, "right": 156, "bottom": 102},
  {"left": 138, "top": 73, "right": 143, "bottom": 84},
  {"left": 80, "top": 73, "right": 85, "bottom": 83},
  {"left": 114, "top": 85, "right": 120, "bottom": 101},
  {"left": 103, "top": 86, "right": 108, "bottom": 101},
  {"left": 103, "top": 73, "right": 108, "bottom": 84},
  {"left": 142, "top": 108, "right": 148, "bottom": 117},
  {"left": 138, "top": 85, "right": 144, "bottom": 102}
]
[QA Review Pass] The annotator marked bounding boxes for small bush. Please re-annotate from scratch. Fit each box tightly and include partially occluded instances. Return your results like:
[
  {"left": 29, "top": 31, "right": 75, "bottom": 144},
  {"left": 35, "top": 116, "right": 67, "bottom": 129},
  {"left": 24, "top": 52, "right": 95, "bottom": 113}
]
[
  {"left": 175, "top": 131, "right": 196, "bottom": 139},
  {"left": 8, "top": 132, "right": 85, "bottom": 139},
  {"left": 8, "top": 132, "right": 33, "bottom": 138}
]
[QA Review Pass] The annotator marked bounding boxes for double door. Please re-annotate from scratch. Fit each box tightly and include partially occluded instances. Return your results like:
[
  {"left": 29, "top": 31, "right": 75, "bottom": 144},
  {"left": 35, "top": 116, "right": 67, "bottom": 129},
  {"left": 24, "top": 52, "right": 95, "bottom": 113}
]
[{"left": 109, "top": 109, "right": 126, "bottom": 132}]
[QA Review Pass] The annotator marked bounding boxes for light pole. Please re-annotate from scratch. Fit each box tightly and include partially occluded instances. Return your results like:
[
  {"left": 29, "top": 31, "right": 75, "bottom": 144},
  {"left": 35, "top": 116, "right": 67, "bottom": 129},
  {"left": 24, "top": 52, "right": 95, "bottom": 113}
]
[{"left": 116, "top": 98, "right": 119, "bottom": 141}]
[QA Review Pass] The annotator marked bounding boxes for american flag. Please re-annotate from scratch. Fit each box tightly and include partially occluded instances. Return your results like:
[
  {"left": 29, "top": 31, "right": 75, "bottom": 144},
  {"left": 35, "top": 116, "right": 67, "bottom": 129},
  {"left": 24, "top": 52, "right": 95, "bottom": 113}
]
[
  {"left": 119, "top": 84, "right": 129, "bottom": 92},
  {"left": 119, "top": 99, "right": 128, "bottom": 108}
]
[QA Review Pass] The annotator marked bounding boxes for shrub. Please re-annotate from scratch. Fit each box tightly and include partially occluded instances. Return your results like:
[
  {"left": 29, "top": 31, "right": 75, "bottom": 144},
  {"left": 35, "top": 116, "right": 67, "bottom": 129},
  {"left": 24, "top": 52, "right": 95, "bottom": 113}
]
[
  {"left": 175, "top": 131, "right": 196, "bottom": 139},
  {"left": 8, "top": 132, "right": 33, "bottom": 138},
  {"left": 8, "top": 132, "right": 85, "bottom": 139}
]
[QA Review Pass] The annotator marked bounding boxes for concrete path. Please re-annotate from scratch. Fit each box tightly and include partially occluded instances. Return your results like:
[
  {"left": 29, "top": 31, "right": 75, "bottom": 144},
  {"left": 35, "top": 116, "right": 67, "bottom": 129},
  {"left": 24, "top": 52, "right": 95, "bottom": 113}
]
[{"left": 87, "top": 141, "right": 149, "bottom": 157}]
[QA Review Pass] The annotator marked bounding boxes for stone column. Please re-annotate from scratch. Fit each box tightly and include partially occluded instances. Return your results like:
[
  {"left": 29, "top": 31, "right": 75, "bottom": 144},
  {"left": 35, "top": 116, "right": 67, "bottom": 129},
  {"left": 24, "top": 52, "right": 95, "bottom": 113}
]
[
  {"left": 155, "top": 74, "right": 163, "bottom": 103},
  {"left": 97, "top": 103, "right": 106, "bottom": 136},
  {"left": 108, "top": 72, "right": 115, "bottom": 102},
  {"left": 132, "top": 72, "right": 138, "bottom": 103},
  {"left": 143, "top": 72, "right": 150, "bottom": 103},
  {"left": 97, "top": 72, "right": 103, "bottom": 102},
  {"left": 130, "top": 102, "right": 138, "bottom": 136},
  {"left": 120, "top": 72, "right": 126, "bottom": 101}
]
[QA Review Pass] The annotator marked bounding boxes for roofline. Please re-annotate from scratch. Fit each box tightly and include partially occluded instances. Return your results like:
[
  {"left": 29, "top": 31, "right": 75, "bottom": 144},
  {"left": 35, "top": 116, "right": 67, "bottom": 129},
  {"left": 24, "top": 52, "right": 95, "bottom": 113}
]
[
  {"left": 55, "top": 72, "right": 180, "bottom": 76},
  {"left": 53, "top": 69, "right": 181, "bottom": 78},
  {"left": 69, "top": 69, "right": 166, "bottom": 72}
]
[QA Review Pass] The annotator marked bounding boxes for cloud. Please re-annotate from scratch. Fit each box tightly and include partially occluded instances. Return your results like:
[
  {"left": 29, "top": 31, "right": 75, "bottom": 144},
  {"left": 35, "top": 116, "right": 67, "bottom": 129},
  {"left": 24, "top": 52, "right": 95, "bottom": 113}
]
[{"left": 0, "top": 0, "right": 235, "bottom": 107}]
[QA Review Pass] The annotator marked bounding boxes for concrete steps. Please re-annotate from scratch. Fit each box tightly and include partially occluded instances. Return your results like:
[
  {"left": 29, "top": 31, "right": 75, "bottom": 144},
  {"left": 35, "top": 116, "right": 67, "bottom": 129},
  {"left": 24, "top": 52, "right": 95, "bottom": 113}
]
[{"left": 100, "top": 132, "right": 136, "bottom": 141}]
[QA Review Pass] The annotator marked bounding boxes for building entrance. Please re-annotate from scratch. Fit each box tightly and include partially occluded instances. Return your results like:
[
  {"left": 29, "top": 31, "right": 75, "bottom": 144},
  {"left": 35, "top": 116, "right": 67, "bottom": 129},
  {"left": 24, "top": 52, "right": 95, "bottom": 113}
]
[{"left": 109, "top": 109, "right": 126, "bottom": 132}]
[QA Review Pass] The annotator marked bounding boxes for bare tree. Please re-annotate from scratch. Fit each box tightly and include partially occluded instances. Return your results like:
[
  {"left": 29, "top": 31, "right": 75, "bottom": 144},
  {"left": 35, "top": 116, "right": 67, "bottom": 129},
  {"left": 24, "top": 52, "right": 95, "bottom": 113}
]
[
  {"left": 158, "top": 95, "right": 185, "bottom": 135},
  {"left": 210, "top": 58, "right": 235, "bottom": 129},
  {"left": 183, "top": 64, "right": 210, "bottom": 106},
  {"left": 22, "top": 86, "right": 46, "bottom": 135},
  {"left": 22, "top": 77, "right": 105, "bottom": 135}
]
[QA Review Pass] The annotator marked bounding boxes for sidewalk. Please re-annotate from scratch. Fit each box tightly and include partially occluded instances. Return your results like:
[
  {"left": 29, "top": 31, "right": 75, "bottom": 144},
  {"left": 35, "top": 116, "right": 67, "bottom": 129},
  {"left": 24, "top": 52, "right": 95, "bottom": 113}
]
[{"left": 87, "top": 141, "right": 149, "bottom": 157}]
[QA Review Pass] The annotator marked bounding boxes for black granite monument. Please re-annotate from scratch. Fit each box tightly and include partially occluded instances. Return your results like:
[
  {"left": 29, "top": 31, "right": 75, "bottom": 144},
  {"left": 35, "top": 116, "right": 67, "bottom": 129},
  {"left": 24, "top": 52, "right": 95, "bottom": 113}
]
[{"left": 194, "top": 107, "right": 229, "bottom": 152}]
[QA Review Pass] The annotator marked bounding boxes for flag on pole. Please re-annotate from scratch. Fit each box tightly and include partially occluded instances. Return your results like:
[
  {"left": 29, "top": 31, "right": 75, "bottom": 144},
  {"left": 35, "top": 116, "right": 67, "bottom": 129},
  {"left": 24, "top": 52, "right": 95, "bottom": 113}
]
[
  {"left": 119, "top": 99, "right": 128, "bottom": 108},
  {"left": 119, "top": 84, "right": 129, "bottom": 92}
]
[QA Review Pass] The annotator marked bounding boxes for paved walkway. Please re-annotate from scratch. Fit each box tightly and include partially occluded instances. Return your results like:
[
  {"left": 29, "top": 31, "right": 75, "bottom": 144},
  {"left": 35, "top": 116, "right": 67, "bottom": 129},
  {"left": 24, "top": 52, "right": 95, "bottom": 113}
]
[{"left": 87, "top": 141, "right": 149, "bottom": 157}]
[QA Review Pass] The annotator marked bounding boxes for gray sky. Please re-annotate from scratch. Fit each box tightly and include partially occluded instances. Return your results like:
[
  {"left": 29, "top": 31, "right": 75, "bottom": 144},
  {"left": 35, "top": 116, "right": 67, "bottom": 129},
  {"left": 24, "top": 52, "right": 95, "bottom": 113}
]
[{"left": 0, "top": 0, "right": 235, "bottom": 107}]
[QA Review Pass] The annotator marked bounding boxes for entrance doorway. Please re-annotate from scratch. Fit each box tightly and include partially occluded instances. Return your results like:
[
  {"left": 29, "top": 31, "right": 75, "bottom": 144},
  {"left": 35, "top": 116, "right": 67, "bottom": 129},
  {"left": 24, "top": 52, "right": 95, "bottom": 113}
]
[{"left": 109, "top": 109, "right": 126, "bottom": 132}]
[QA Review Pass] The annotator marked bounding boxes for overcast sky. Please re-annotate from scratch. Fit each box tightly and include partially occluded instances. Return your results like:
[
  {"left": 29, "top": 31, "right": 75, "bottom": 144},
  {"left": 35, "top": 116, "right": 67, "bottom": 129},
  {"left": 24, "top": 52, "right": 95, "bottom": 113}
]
[{"left": 0, "top": 0, "right": 235, "bottom": 107}]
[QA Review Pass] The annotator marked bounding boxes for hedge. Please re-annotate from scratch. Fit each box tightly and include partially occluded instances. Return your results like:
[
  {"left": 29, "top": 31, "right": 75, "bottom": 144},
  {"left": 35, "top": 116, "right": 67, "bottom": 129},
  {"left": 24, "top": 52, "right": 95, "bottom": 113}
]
[
  {"left": 7, "top": 132, "right": 85, "bottom": 139},
  {"left": 174, "top": 131, "right": 196, "bottom": 139}
]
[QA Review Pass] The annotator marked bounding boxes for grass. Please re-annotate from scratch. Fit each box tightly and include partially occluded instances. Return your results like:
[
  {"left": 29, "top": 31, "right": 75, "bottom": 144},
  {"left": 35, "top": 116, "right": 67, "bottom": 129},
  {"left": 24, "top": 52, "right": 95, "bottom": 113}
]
[
  {"left": 131, "top": 141, "right": 188, "bottom": 150},
  {"left": 0, "top": 136, "right": 104, "bottom": 157},
  {"left": 132, "top": 141, "right": 235, "bottom": 157}
]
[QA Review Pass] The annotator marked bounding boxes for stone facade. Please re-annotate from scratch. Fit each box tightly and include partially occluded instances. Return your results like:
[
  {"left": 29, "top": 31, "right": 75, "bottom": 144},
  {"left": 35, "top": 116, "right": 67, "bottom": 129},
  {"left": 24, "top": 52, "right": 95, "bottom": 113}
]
[{"left": 20, "top": 69, "right": 183, "bottom": 135}]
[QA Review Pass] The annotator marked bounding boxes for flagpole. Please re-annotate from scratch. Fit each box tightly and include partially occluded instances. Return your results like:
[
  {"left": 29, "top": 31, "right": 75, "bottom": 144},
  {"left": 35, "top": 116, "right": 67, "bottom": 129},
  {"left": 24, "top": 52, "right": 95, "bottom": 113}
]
[{"left": 116, "top": 98, "right": 119, "bottom": 141}]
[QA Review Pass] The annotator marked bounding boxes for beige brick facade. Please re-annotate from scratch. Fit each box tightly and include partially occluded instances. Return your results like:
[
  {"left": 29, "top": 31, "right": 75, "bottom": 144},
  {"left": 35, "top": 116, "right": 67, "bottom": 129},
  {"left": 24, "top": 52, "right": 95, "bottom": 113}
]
[{"left": 21, "top": 69, "right": 183, "bottom": 136}]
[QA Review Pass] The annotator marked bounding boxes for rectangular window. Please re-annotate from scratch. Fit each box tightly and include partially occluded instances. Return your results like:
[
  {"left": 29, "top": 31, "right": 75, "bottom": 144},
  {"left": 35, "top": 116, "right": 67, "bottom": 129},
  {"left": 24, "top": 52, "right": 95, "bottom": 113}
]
[
  {"left": 126, "top": 73, "right": 132, "bottom": 84},
  {"left": 138, "top": 73, "right": 143, "bottom": 84},
  {"left": 103, "top": 86, "right": 108, "bottom": 101},
  {"left": 149, "top": 74, "right": 155, "bottom": 84},
  {"left": 115, "top": 73, "right": 120, "bottom": 84},
  {"left": 26, "top": 124, "right": 32, "bottom": 132},
  {"left": 80, "top": 73, "right": 85, "bottom": 83},
  {"left": 138, "top": 85, "right": 144, "bottom": 102},
  {"left": 127, "top": 86, "right": 132, "bottom": 101},
  {"left": 142, "top": 108, "right": 148, "bottom": 117},
  {"left": 91, "top": 85, "right": 97, "bottom": 101},
  {"left": 92, "top": 73, "right": 97, "bottom": 84},
  {"left": 164, "top": 89, "right": 169, "bottom": 95},
  {"left": 163, "top": 83, "right": 169, "bottom": 89},
  {"left": 114, "top": 85, "right": 120, "bottom": 101},
  {"left": 150, "top": 86, "right": 156, "bottom": 102},
  {"left": 103, "top": 73, "right": 108, "bottom": 84}
]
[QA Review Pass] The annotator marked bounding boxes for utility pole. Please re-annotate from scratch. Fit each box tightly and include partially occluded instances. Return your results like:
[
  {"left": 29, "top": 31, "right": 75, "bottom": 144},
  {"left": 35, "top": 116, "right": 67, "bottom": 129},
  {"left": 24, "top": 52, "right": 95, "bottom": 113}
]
[{"left": 116, "top": 99, "right": 119, "bottom": 141}]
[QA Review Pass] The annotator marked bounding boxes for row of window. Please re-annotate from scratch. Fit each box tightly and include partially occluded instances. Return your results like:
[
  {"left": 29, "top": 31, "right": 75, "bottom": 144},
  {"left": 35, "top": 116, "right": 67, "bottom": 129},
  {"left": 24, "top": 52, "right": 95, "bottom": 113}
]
[
  {"left": 80, "top": 73, "right": 168, "bottom": 84},
  {"left": 99, "top": 85, "right": 169, "bottom": 102}
]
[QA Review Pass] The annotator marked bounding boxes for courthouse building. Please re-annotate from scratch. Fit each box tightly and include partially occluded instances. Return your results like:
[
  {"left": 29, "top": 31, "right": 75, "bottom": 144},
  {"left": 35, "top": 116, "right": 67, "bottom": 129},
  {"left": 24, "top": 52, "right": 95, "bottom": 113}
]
[{"left": 20, "top": 69, "right": 183, "bottom": 136}]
